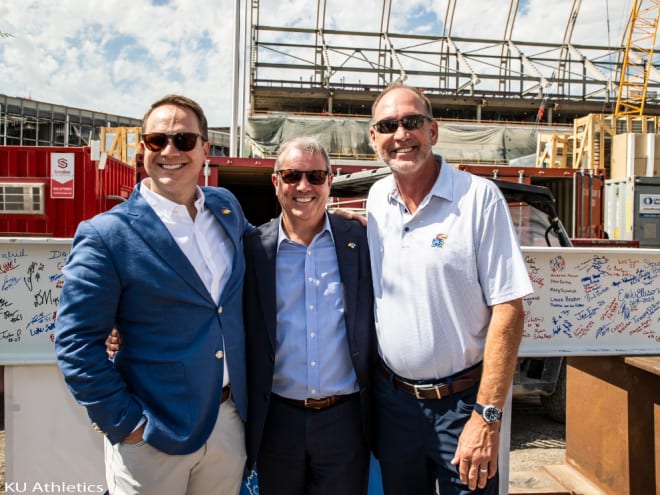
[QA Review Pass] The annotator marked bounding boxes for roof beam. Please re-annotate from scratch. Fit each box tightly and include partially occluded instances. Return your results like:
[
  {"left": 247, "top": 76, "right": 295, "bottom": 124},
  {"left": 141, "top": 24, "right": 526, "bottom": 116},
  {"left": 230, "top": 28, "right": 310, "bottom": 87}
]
[
  {"left": 506, "top": 40, "right": 549, "bottom": 96},
  {"left": 567, "top": 43, "right": 615, "bottom": 96},
  {"left": 446, "top": 37, "right": 481, "bottom": 94}
]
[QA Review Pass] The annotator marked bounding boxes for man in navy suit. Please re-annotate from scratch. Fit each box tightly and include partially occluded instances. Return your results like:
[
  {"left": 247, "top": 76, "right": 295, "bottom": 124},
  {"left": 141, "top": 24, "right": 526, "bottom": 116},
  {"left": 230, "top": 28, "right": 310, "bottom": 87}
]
[
  {"left": 243, "top": 137, "right": 376, "bottom": 495},
  {"left": 55, "top": 95, "right": 249, "bottom": 495}
]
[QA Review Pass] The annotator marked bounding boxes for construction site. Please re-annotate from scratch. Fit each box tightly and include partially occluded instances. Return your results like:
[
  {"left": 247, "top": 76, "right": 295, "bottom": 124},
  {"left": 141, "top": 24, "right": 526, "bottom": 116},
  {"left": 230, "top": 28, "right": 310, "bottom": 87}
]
[
  {"left": 2, "top": 1, "right": 660, "bottom": 242},
  {"left": 0, "top": 1, "right": 659, "bottom": 494}
]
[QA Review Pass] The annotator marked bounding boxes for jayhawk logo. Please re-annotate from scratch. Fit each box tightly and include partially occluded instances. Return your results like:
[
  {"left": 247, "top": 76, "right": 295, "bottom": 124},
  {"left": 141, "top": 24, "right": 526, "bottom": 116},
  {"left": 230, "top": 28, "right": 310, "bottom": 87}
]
[{"left": 431, "top": 233, "right": 448, "bottom": 248}]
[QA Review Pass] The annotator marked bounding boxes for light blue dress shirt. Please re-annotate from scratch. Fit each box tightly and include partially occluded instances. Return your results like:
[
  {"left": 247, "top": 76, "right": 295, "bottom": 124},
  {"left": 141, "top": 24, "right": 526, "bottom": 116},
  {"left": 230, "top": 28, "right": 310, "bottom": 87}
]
[{"left": 271, "top": 214, "right": 359, "bottom": 400}]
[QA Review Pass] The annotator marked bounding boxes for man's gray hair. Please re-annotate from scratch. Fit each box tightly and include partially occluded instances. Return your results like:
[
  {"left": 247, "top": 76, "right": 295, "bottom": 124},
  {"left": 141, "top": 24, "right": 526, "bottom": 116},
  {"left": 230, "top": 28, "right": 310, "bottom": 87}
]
[{"left": 274, "top": 137, "right": 331, "bottom": 172}]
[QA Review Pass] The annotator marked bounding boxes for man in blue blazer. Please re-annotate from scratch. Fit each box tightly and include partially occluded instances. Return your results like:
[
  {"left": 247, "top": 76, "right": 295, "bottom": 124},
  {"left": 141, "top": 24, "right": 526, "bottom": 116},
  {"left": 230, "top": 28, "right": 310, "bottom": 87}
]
[
  {"left": 55, "top": 95, "right": 250, "bottom": 495},
  {"left": 243, "top": 137, "right": 376, "bottom": 495}
]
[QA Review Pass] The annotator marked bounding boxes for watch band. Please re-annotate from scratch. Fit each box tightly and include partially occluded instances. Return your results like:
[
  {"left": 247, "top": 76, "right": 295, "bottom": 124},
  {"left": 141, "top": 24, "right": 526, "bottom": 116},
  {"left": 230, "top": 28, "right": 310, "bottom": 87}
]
[{"left": 474, "top": 402, "right": 502, "bottom": 423}]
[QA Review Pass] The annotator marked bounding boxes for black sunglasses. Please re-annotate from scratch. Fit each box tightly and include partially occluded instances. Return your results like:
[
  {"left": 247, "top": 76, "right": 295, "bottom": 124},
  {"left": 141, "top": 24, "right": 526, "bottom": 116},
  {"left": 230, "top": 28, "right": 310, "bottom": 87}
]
[
  {"left": 142, "top": 132, "right": 206, "bottom": 152},
  {"left": 371, "top": 114, "right": 431, "bottom": 134},
  {"left": 276, "top": 169, "right": 330, "bottom": 185}
]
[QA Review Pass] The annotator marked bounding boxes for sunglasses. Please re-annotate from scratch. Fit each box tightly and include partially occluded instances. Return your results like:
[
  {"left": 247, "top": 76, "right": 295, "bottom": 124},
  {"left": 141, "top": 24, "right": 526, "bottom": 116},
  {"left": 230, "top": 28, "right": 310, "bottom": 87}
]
[
  {"left": 276, "top": 169, "right": 330, "bottom": 185},
  {"left": 142, "top": 132, "right": 206, "bottom": 152},
  {"left": 371, "top": 114, "right": 431, "bottom": 134}
]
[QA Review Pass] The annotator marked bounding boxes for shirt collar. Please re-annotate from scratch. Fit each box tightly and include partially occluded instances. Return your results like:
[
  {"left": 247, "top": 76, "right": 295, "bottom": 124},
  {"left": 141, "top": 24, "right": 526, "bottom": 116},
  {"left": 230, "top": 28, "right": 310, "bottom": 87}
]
[
  {"left": 276, "top": 212, "right": 334, "bottom": 249},
  {"left": 386, "top": 155, "right": 454, "bottom": 206},
  {"left": 430, "top": 155, "right": 454, "bottom": 202},
  {"left": 139, "top": 178, "right": 206, "bottom": 218}
]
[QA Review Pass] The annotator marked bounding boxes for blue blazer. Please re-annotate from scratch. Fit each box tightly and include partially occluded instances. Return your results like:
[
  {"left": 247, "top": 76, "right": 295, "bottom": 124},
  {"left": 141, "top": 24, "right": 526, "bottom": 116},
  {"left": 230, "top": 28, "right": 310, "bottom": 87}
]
[
  {"left": 55, "top": 184, "right": 249, "bottom": 455},
  {"left": 243, "top": 213, "right": 376, "bottom": 469}
]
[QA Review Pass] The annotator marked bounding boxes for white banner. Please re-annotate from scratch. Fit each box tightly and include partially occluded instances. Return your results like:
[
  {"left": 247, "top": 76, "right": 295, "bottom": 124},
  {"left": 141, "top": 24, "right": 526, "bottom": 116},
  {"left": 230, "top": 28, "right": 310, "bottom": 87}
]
[{"left": 50, "top": 152, "right": 75, "bottom": 199}]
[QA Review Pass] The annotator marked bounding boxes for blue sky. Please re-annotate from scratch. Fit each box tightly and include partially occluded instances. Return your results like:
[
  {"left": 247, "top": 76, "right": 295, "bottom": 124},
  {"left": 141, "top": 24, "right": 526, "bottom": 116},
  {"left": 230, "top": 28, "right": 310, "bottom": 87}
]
[{"left": 0, "top": 0, "right": 635, "bottom": 125}]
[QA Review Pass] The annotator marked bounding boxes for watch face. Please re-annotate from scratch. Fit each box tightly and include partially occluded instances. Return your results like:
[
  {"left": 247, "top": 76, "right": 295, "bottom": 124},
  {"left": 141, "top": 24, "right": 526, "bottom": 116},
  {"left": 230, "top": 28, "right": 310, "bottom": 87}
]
[{"left": 483, "top": 405, "right": 502, "bottom": 423}]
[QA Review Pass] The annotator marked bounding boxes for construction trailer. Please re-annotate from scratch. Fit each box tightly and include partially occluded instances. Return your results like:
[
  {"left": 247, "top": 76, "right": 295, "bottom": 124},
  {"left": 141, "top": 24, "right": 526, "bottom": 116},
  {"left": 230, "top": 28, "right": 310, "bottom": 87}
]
[{"left": 0, "top": 145, "right": 135, "bottom": 237}]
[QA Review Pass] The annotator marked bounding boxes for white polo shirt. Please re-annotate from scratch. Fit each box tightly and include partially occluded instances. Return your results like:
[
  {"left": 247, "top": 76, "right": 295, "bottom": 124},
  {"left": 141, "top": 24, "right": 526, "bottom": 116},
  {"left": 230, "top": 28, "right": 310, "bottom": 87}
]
[{"left": 366, "top": 157, "right": 533, "bottom": 380}]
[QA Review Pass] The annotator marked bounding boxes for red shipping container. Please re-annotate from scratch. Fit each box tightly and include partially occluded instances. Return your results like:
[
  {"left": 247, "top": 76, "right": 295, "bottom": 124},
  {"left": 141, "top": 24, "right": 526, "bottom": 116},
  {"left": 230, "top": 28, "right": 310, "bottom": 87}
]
[
  {"left": 456, "top": 164, "right": 606, "bottom": 239},
  {"left": 0, "top": 146, "right": 136, "bottom": 237}
]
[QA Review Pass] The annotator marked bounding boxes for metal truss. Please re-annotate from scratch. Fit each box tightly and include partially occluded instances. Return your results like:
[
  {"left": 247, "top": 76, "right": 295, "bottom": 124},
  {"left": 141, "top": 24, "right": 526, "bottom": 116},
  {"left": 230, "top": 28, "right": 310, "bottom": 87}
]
[{"left": 249, "top": 0, "right": 660, "bottom": 108}]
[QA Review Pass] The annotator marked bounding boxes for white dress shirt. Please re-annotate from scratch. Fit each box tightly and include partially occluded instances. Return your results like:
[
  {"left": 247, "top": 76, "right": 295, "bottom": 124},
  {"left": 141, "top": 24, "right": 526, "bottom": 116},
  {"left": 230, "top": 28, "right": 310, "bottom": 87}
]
[{"left": 140, "top": 178, "right": 234, "bottom": 387}]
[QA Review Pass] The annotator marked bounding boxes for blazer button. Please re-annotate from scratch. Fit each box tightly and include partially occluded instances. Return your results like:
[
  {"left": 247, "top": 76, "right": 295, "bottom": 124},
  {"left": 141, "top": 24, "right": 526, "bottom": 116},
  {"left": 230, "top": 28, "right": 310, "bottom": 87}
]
[
  {"left": 217, "top": 306, "right": 223, "bottom": 314},
  {"left": 215, "top": 350, "right": 224, "bottom": 359}
]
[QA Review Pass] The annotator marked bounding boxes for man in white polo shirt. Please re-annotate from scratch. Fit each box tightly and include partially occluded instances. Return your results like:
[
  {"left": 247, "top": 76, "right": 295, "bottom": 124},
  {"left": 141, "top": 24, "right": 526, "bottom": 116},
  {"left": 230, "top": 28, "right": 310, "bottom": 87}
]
[{"left": 367, "top": 82, "right": 533, "bottom": 495}]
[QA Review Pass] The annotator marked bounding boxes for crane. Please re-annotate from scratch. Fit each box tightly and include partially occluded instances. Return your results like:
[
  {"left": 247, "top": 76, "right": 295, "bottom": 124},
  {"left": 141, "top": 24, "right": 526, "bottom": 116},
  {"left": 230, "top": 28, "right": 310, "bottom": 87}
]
[{"left": 615, "top": 0, "right": 660, "bottom": 116}]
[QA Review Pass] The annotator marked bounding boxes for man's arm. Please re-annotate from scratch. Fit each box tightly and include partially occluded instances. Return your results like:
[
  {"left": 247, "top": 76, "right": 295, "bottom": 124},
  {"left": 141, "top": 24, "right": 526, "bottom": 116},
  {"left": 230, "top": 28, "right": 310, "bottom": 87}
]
[
  {"left": 329, "top": 207, "right": 367, "bottom": 227},
  {"left": 55, "top": 221, "right": 143, "bottom": 444},
  {"left": 451, "top": 298, "right": 524, "bottom": 490}
]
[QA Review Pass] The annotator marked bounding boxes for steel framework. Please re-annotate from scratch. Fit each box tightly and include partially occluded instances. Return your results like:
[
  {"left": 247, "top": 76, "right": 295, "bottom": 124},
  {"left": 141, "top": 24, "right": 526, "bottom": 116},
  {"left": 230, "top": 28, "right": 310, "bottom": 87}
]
[{"left": 248, "top": 0, "right": 660, "bottom": 119}]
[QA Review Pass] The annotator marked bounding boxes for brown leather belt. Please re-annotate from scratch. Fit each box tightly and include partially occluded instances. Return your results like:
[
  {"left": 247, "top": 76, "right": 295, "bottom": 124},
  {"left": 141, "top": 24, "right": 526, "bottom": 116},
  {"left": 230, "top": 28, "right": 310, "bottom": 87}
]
[
  {"left": 274, "top": 393, "right": 357, "bottom": 410},
  {"left": 378, "top": 360, "right": 482, "bottom": 400},
  {"left": 221, "top": 385, "right": 231, "bottom": 404}
]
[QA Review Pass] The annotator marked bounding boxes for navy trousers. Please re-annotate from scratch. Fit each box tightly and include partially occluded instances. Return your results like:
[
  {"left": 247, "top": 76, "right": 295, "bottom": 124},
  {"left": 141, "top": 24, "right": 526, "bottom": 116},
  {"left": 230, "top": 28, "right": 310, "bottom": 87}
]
[
  {"left": 256, "top": 394, "right": 370, "bottom": 495},
  {"left": 374, "top": 370, "right": 499, "bottom": 495}
]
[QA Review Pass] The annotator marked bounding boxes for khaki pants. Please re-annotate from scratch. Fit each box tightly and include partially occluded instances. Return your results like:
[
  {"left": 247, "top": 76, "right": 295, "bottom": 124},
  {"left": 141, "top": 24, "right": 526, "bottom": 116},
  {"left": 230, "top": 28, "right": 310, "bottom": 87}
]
[{"left": 104, "top": 399, "right": 246, "bottom": 495}]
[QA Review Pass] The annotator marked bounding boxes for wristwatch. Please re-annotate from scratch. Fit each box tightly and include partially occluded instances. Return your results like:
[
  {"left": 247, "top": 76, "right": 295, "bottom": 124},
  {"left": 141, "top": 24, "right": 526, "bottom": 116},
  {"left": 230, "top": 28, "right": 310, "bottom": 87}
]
[{"left": 474, "top": 403, "right": 502, "bottom": 423}]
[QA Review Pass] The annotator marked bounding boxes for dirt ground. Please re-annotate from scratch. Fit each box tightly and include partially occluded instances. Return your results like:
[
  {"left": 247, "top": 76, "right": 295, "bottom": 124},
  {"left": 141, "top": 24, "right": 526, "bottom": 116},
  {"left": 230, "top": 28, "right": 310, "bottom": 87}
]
[
  {"left": 0, "top": 396, "right": 564, "bottom": 495},
  {"left": 509, "top": 396, "right": 566, "bottom": 471}
]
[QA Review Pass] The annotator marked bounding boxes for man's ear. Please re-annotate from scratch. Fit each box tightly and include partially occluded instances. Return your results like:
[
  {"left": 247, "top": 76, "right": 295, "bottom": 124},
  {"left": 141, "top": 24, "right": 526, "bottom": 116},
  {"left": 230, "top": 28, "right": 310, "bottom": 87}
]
[
  {"left": 429, "top": 119, "right": 439, "bottom": 146},
  {"left": 368, "top": 128, "right": 377, "bottom": 150}
]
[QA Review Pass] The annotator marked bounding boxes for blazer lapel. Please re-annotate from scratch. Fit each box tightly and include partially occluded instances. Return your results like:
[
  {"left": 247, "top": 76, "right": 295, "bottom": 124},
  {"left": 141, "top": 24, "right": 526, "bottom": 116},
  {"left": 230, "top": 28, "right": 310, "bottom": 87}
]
[
  {"left": 329, "top": 215, "right": 359, "bottom": 343},
  {"left": 204, "top": 192, "right": 242, "bottom": 276},
  {"left": 127, "top": 188, "right": 213, "bottom": 303},
  {"left": 253, "top": 220, "right": 279, "bottom": 352}
]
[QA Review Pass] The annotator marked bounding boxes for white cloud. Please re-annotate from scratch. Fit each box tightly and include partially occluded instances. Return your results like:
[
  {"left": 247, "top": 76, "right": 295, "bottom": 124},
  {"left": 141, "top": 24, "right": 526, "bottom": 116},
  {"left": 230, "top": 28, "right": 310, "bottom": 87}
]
[{"left": 0, "top": 0, "right": 635, "bottom": 125}]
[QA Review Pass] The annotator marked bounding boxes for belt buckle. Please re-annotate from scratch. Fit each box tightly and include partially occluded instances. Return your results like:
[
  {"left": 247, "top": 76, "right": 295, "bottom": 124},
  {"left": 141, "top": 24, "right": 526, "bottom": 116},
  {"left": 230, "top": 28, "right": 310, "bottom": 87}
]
[
  {"left": 412, "top": 383, "right": 443, "bottom": 400},
  {"left": 304, "top": 398, "right": 322, "bottom": 409}
]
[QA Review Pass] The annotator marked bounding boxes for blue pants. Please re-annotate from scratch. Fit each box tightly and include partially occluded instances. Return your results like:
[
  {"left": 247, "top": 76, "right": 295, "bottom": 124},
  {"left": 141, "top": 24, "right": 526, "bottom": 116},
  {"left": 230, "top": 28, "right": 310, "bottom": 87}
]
[
  {"left": 256, "top": 394, "right": 370, "bottom": 495},
  {"left": 374, "top": 371, "right": 498, "bottom": 495}
]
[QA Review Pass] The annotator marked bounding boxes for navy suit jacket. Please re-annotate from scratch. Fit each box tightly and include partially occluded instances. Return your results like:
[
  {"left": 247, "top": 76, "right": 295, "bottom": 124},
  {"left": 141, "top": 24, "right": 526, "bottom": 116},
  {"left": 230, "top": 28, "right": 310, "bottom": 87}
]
[
  {"left": 243, "top": 213, "right": 376, "bottom": 469},
  {"left": 55, "top": 184, "right": 249, "bottom": 455}
]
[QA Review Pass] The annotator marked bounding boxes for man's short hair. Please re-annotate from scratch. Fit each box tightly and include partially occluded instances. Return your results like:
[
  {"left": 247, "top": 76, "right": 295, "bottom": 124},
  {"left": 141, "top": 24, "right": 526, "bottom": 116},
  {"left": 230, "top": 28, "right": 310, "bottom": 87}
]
[
  {"left": 371, "top": 81, "right": 434, "bottom": 120},
  {"left": 275, "top": 136, "right": 332, "bottom": 172},
  {"left": 142, "top": 94, "right": 209, "bottom": 140}
]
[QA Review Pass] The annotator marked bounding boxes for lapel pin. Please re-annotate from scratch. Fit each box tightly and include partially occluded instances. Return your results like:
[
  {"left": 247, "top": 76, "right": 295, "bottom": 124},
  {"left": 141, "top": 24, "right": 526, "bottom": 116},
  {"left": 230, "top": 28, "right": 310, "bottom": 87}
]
[
  {"left": 221, "top": 208, "right": 232, "bottom": 215},
  {"left": 347, "top": 242, "right": 356, "bottom": 249}
]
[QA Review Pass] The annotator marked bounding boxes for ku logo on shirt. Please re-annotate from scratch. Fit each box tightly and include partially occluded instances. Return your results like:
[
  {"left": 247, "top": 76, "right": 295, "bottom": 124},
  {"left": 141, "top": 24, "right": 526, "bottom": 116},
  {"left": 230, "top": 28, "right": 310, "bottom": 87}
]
[{"left": 431, "top": 233, "right": 448, "bottom": 248}]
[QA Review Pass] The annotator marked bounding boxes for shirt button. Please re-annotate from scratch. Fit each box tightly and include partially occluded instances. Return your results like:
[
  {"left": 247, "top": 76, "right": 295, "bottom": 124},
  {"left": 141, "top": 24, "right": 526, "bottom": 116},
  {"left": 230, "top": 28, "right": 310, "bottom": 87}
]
[
  {"left": 309, "top": 305, "right": 314, "bottom": 310},
  {"left": 311, "top": 389, "right": 317, "bottom": 394},
  {"left": 215, "top": 350, "right": 224, "bottom": 359},
  {"left": 310, "top": 332, "right": 316, "bottom": 338},
  {"left": 310, "top": 361, "right": 316, "bottom": 367},
  {"left": 217, "top": 306, "right": 223, "bottom": 314}
]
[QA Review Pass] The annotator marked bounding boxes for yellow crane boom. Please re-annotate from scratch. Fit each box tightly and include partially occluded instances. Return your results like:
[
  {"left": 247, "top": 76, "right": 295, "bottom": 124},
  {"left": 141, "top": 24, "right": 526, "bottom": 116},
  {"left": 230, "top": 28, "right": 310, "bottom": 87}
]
[{"left": 615, "top": 0, "right": 660, "bottom": 116}]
